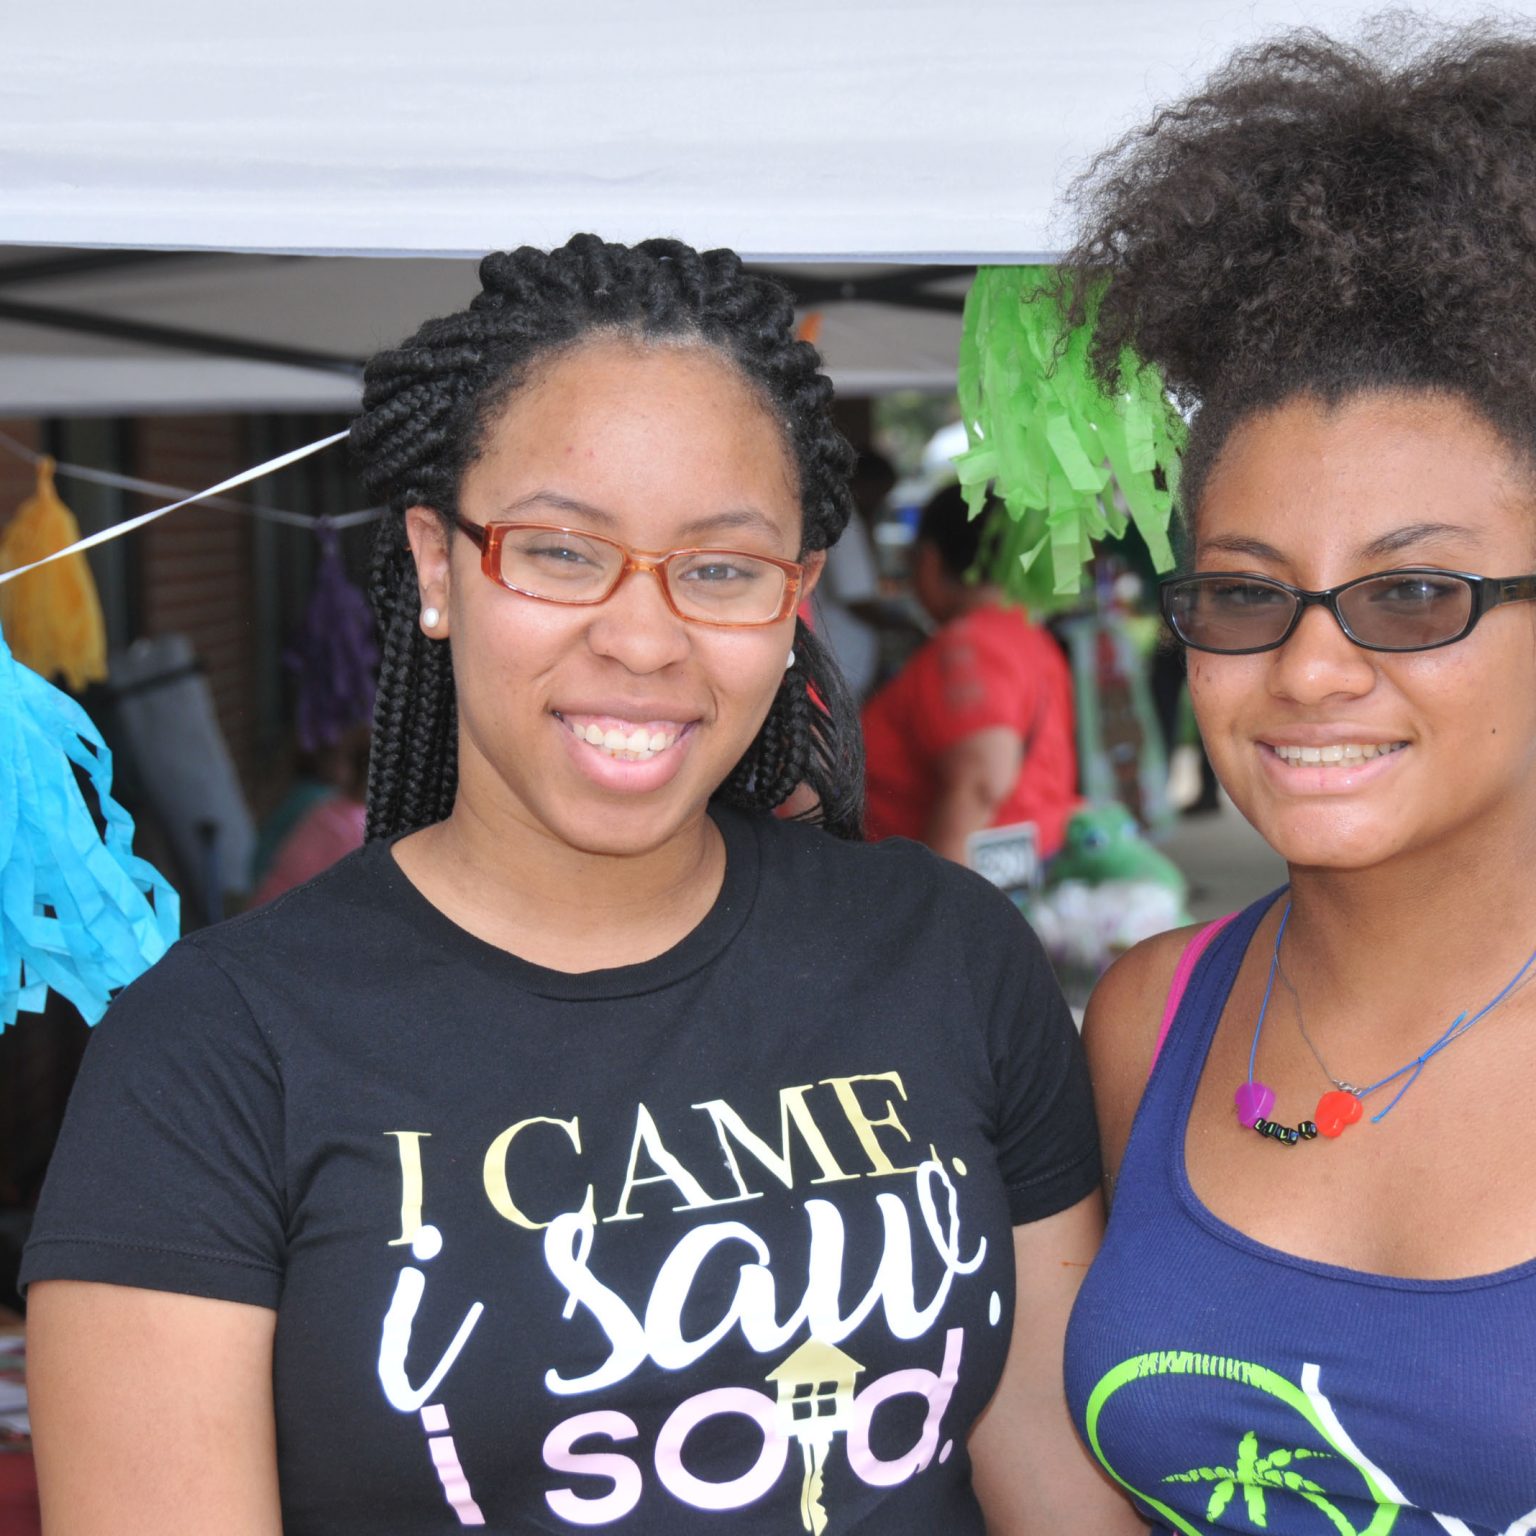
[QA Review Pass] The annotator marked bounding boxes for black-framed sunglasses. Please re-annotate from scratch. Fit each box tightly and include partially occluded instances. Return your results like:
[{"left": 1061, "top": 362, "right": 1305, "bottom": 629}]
[{"left": 1160, "top": 567, "right": 1536, "bottom": 655}]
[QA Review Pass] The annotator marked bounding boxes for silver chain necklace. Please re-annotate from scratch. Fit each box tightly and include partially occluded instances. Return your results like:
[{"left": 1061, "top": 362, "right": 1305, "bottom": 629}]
[
  {"left": 1273, "top": 955, "right": 1363, "bottom": 1096},
  {"left": 1275, "top": 947, "right": 1536, "bottom": 1099}
]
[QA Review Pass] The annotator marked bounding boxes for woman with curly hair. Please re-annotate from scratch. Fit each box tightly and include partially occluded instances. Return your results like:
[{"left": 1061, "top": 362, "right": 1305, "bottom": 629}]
[
  {"left": 1063, "top": 21, "right": 1536, "bottom": 1533},
  {"left": 20, "top": 236, "right": 1132, "bottom": 1534}
]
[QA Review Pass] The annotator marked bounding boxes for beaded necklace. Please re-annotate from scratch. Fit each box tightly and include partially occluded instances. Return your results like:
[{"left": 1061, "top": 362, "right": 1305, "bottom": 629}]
[{"left": 1236, "top": 900, "right": 1536, "bottom": 1146}]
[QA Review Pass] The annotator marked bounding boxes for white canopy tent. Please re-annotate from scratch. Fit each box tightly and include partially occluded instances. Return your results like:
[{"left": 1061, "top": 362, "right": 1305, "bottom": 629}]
[
  {"left": 0, "top": 253, "right": 975, "bottom": 411},
  {"left": 1, "top": 0, "right": 1524, "bottom": 412}
]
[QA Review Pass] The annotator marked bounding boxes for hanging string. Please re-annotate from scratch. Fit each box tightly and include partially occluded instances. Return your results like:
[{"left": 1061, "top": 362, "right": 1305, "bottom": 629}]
[
  {"left": 0, "top": 429, "right": 381, "bottom": 537},
  {"left": 0, "top": 430, "right": 352, "bottom": 588},
  {"left": 0, "top": 429, "right": 379, "bottom": 532}
]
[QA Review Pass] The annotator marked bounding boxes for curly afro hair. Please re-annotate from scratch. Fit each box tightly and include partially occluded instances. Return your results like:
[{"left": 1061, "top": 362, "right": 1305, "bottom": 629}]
[
  {"left": 350, "top": 234, "right": 862, "bottom": 841},
  {"left": 1059, "top": 16, "right": 1536, "bottom": 520}
]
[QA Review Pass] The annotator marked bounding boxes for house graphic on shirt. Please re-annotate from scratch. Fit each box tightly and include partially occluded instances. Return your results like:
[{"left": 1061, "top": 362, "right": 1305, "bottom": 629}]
[{"left": 768, "top": 1339, "right": 864, "bottom": 1534}]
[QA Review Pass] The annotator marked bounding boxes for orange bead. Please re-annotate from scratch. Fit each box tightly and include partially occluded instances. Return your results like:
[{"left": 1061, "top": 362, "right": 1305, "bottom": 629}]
[{"left": 1315, "top": 1089, "right": 1364, "bottom": 1138}]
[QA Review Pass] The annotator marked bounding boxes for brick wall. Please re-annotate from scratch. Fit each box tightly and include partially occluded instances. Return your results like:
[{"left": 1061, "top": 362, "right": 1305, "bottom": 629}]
[
  {"left": 3, "top": 412, "right": 363, "bottom": 809},
  {"left": 134, "top": 416, "right": 260, "bottom": 794},
  {"left": 0, "top": 419, "right": 43, "bottom": 538},
  {"left": 1, "top": 413, "right": 262, "bottom": 794}
]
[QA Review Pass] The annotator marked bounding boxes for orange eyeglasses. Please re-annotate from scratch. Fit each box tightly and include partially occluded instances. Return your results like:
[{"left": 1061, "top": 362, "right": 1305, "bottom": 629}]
[{"left": 453, "top": 517, "right": 804, "bottom": 628}]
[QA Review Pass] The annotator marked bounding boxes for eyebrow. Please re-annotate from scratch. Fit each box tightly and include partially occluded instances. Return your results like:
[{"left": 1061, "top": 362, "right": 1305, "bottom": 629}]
[
  {"left": 1355, "top": 521, "right": 1485, "bottom": 560},
  {"left": 674, "top": 507, "right": 783, "bottom": 542},
  {"left": 1198, "top": 534, "right": 1286, "bottom": 562},
  {"left": 499, "top": 492, "right": 785, "bottom": 545},
  {"left": 500, "top": 491, "right": 616, "bottom": 524},
  {"left": 1200, "top": 522, "right": 1486, "bottom": 565}
]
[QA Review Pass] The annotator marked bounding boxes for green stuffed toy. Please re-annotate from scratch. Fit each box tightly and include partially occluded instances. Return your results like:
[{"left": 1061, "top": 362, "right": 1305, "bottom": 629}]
[
  {"left": 1047, "top": 802, "right": 1185, "bottom": 894},
  {"left": 1025, "top": 804, "right": 1191, "bottom": 1003}
]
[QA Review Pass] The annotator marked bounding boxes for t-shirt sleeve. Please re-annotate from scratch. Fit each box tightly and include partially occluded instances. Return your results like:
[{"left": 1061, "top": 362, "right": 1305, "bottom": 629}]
[
  {"left": 950, "top": 868, "right": 1101, "bottom": 1224},
  {"left": 910, "top": 624, "right": 1038, "bottom": 760},
  {"left": 20, "top": 938, "right": 287, "bottom": 1308}
]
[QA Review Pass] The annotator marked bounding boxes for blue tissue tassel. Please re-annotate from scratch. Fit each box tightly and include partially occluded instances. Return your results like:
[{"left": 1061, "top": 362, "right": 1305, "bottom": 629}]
[{"left": 0, "top": 627, "right": 178, "bottom": 1027}]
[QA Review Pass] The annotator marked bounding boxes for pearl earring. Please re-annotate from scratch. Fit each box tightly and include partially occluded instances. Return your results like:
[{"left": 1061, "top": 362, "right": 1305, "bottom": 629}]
[
  {"left": 786, "top": 648, "right": 796, "bottom": 670},
  {"left": 421, "top": 606, "right": 441, "bottom": 630}
]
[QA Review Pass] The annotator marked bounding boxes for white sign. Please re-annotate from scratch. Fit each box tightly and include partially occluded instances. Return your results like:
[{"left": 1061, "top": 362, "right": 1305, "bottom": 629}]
[{"left": 965, "top": 822, "right": 1041, "bottom": 898}]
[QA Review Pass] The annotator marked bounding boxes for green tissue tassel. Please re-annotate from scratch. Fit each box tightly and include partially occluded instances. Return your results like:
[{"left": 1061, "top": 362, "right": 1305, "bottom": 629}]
[{"left": 954, "top": 266, "right": 1185, "bottom": 605}]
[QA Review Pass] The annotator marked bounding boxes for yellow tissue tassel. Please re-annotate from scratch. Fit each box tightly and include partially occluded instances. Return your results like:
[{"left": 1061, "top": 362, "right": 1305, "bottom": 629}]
[{"left": 0, "top": 458, "right": 107, "bottom": 691}]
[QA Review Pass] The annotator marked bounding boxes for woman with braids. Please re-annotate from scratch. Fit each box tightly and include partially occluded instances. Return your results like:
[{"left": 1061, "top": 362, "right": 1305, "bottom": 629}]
[
  {"left": 21, "top": 235, "right": 1131, "bottom": 1534},
  {"left": 1060, "top": 21, "right": 1536, "bottom": 1533}
]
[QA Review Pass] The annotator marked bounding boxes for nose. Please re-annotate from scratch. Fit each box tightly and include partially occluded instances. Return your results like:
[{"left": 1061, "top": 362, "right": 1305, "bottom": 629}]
[
  {"left": 584, "top": 563, "right": 691, "bottom": 673},
  {"left": 1266, "top": 600, "right": 1378, "bottom": 705}
]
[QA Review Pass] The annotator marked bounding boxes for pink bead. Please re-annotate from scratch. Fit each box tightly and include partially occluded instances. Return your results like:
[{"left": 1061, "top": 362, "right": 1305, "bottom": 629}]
[{"left": 1234, "top": 1081, "right": 1275, "bottom": 1127}]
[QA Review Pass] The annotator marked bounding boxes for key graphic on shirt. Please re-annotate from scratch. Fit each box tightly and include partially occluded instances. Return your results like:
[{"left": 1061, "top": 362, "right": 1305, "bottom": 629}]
[{"left": 768, "top": 1340, "right": 865, "bottom": 1534}]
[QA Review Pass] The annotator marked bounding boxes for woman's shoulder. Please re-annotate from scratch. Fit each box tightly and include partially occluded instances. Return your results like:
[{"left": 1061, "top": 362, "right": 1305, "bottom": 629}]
[
  {"left": 1086, "top": 924, "right": 1199, "bottom": 1035},
  {"left": 84, "top": 841, "right": 403, "bottom": 1084},
  {"left": 1082, "top": 922, "right": 1207, "bottom": 1187},
  {"left": 94, "top": 842, "right": 398, "bottom": 1040},
  {"left": 205, "top": 838, "right": 392, "bottom": 955}
]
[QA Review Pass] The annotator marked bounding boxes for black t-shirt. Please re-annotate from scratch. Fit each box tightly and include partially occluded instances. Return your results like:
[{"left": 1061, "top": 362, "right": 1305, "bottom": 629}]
[{"left": 23, "top": 806, "right": 1099, "bottom": 1535}]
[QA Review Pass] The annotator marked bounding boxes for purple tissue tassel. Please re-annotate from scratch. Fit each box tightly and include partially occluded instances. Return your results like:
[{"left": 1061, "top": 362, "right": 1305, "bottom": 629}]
[{"left": 286, "top": 526, "right": 378, "bottom": 751}]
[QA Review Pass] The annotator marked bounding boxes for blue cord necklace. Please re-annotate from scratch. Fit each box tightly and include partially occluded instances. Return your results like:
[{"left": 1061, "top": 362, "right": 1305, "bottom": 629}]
[{"left": 1237, "top": 900, "right": 1536, "bottom": 1146}]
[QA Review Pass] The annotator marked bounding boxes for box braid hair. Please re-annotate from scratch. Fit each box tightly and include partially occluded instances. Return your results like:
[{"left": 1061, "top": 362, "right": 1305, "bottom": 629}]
[{"left": 350, "top": 233, "right": 863, "bottom": 843}]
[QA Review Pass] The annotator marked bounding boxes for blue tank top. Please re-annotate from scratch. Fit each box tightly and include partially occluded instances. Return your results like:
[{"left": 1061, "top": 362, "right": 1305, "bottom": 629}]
[{"left": 1064, "top": 894, "right": 1536, "bottom": 1535}]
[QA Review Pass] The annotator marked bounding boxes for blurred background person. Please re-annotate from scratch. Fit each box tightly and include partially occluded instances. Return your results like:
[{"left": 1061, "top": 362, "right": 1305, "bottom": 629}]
[
  {"left": 863, "top": 483, "right": 1077, "bottom": 862},
  {"left": 249, "top": 724, "right": 371, "bottom": 906},
  {"left": 813, "top": 449, "right": 928, "bottom": 699}
]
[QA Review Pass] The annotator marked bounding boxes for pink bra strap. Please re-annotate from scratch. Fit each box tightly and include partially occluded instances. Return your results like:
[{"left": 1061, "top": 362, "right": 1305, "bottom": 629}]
[{"left": 1150, "top": 913, "right": 1239, "bottom": 1076}]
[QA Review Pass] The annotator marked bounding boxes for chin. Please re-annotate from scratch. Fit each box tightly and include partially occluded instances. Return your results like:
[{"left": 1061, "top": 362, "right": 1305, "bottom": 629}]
[
  {"left": 1239, "top": 796, "right": 1410, "bottom": 873},
  {"left": 548, "top": 798, "right": 702, "bottom": 860}
]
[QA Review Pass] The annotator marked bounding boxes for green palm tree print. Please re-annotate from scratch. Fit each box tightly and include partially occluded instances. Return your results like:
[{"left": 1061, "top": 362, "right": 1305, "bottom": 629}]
[
  {"left": 1082, "top": 1351, "right": 1403, "bottom": 1536},
  {"left": 1165, "top": 1431, "right": 1353, "bottom": 1531}
]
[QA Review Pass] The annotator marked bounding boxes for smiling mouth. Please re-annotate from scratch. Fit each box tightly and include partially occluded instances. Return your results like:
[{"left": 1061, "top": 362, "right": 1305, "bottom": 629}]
[
  {"left": 1268, "top": 742, "right": 1408, "bottom": 765},
  {"left": 554, "top": 712, "right": 686, "bottom": 763}
]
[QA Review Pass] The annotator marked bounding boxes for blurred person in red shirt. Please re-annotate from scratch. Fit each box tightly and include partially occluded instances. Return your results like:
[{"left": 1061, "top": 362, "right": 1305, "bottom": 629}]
[{"left": 862, "top": 484, "right": 1077, "bottom": 861}]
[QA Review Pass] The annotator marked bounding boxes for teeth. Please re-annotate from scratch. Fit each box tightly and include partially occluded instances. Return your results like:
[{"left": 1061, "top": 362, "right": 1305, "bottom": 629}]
[
  {"left": 564, "top": 716, "right": 681, "bottom": 760},
  {"left": 1273, "top": 742, "right": 1404, "bottom": 765}
]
